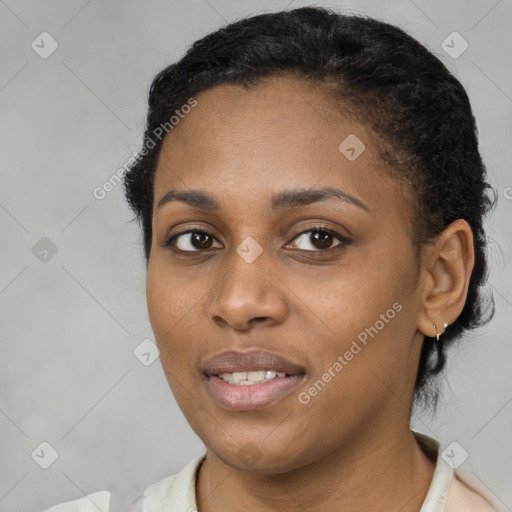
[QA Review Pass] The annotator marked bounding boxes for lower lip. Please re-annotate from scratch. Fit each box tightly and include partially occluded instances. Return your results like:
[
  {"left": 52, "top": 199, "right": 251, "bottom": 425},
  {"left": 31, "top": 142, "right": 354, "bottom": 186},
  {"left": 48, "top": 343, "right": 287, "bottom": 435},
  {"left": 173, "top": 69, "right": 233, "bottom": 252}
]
[{"left": 205, "top": 374, "right": 306, "bottom": 411}]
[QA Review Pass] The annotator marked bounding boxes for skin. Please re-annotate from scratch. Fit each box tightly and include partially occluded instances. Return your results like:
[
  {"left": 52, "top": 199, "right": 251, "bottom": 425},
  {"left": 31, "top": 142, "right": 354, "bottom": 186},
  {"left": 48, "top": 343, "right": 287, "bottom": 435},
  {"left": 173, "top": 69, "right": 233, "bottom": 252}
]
[{"left": 146, "top": 76, "right": 475, "bottom": 512}]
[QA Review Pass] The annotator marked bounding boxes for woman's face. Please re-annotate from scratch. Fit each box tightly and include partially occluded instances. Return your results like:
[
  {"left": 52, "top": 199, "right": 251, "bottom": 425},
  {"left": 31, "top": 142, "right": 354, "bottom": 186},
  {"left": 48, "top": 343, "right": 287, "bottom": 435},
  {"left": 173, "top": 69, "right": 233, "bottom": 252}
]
[{"left": 146, "top": 76, "right": 426, "bottom": 472}]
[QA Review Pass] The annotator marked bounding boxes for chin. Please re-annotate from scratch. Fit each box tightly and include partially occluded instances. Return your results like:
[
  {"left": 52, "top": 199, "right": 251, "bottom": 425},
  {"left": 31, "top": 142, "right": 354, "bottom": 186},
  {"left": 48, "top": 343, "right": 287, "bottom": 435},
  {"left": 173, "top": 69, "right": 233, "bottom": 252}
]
[{"left": 201, "top": 431, "right": 316, "bottom": 475}]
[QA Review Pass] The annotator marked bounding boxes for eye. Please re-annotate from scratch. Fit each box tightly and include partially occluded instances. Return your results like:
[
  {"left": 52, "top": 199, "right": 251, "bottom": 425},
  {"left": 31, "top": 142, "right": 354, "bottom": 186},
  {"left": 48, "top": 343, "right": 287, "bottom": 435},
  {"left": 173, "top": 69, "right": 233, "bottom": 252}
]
[
  {"left": 163, "top": 225, "right": 352, "bottom": 254},
  {"left": 164, "top": 228, "right": 222, "bottom": 252},
  {"left": 287, "top": 225, "right": 352, "bottom": 252}
]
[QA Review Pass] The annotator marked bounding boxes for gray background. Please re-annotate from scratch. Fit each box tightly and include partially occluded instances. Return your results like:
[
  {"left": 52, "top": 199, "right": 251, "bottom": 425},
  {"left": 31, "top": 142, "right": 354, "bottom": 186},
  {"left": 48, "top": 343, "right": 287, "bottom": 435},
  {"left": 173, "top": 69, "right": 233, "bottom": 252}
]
[{"left": 0, "top": 1, "right": 511, "bottom": 510}]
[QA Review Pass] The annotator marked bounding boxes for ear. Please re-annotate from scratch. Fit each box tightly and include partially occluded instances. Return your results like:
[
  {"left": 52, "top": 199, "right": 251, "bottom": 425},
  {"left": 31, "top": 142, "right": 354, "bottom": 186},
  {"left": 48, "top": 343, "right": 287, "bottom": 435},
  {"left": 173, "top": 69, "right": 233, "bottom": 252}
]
[{"left": 417, "top": 219, "right": 475, "bottom": 339}]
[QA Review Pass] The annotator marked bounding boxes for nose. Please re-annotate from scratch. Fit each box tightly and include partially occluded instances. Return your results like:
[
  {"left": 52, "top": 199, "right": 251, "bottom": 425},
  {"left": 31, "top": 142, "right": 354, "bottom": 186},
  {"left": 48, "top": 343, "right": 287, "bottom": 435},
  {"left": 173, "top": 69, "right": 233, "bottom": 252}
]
[{"left": 207, "top": 248, "right": 288, "bottom": 331}]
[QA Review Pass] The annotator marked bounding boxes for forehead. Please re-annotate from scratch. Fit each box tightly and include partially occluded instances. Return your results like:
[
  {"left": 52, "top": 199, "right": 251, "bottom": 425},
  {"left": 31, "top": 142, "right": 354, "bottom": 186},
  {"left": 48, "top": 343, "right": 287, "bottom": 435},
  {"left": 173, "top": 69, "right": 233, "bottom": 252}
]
[
  {"left": 159, "top": 76, "right": 356, "bottom": 160},
  {"left": 153, "top": 76, "right": 412, "bottom": 223}
]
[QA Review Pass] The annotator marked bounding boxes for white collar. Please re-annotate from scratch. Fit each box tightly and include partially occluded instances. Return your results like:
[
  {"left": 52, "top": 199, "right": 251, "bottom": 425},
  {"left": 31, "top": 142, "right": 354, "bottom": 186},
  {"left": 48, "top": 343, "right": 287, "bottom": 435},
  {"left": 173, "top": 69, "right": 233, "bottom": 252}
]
[{"left": 142, "top": 431, "right": 454, "bottom": 512}]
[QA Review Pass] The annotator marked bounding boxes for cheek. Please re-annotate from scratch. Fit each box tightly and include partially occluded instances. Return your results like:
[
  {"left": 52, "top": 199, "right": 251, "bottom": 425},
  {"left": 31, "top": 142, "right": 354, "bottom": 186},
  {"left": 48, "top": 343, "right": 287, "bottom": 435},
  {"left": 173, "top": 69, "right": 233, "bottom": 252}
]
[
  {"left": 288, "top": 251, "right": 401, "bottom": 339},
  {"left": 145, "top": 261, "right": 214, "bottom": 378},
  {"left": 294, "top": 246, "right": 413, "bottom": 383},
  {"left": 146, "top": 261, "right": 195, "bottom": 336},
  {"left": 146, "top": 270, "right": 194, "bottom": 377},
  {"left": 145, "top": 267, "right": 201, "bottom": 405}
]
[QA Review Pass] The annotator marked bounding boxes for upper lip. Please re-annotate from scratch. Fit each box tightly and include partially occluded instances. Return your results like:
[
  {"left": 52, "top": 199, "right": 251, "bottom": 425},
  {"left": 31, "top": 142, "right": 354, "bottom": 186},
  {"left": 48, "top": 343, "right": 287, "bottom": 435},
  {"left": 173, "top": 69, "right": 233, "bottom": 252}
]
[{"left": 202, "top": 350, "right": 306, "bottom": 376}]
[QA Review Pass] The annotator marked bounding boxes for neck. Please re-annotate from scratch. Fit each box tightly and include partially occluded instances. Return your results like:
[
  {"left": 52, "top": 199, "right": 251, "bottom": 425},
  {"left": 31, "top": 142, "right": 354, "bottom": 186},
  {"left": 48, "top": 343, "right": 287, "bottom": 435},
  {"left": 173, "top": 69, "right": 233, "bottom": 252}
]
[{"left": 195, "top": 423, "right": 436, "bottom": 512}]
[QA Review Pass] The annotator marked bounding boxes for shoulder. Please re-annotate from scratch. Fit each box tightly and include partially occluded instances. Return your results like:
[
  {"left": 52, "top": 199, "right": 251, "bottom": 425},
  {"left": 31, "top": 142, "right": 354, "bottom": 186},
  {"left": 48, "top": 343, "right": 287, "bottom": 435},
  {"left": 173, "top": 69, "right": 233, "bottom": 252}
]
[
  {"left": 41, "top": 491, "right": 111, "bottom": 512},
  {"left": 446, "top": 472, "right": 500, "bottom": 512},
  {"left": 142, "top": 453, "right": 206, "bottom": 510},
  {"left": 41, "top": 454, "right": 206, "bottom": 512}
]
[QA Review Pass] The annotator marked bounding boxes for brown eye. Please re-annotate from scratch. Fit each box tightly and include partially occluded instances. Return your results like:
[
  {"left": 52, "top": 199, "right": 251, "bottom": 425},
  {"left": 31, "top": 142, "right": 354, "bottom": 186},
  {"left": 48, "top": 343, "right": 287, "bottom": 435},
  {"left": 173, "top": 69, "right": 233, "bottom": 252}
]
[
  {"left": 288, "top": 226, "right": 352, "bottom": 252},
  {"left": 310, "top": 230, "right": 334, "bottom": 249},
  {"left": 164, "top": 229, "right": 222, "bottom": 252}
]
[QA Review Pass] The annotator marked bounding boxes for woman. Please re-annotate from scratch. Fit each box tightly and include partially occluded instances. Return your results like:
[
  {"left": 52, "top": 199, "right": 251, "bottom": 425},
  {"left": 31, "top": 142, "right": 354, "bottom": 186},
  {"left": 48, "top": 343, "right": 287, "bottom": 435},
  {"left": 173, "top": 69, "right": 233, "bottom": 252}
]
[{"left": 44, "top": 6, "right": 499, "bottom": 512}]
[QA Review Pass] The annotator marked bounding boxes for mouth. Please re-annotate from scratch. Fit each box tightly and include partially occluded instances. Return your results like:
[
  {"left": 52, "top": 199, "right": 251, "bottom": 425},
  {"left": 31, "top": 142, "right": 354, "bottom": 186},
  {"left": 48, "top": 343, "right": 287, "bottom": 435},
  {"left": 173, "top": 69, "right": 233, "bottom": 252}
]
[
  {"left": 214, "top": 370, "right": 292, "bottom": 385},
  {"left": 201, "top": 350, "right": 307, "bottom": 410}
]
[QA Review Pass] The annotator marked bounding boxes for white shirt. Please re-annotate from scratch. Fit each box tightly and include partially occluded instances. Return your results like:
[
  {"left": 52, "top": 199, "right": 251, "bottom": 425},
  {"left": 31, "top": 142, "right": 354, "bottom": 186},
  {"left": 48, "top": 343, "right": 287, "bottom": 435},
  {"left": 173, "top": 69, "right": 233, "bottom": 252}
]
[{"left": 42, "top": 431, "right": 499, "bottom": 512}]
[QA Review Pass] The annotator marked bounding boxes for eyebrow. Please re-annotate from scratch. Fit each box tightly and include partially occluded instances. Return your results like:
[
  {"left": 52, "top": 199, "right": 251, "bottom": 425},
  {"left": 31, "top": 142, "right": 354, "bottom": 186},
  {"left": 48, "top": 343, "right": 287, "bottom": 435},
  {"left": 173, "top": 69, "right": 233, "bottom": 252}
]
[{"left": 156, "top": 186, "right": 370, "bottom": 213}]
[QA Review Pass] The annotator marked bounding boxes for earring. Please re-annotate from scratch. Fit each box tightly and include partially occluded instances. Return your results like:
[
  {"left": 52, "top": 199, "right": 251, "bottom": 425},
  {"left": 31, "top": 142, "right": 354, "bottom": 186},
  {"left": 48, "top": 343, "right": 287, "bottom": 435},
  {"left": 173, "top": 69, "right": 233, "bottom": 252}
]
[{"left": 433, "top": 322, "right": 449, "bottom": 342}]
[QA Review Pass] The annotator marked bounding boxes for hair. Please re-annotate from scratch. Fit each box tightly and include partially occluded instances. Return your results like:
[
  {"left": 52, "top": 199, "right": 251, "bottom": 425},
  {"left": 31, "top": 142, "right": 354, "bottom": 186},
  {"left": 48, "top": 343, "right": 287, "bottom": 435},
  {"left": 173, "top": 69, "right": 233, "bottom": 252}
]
[{"left": 122, "top": 6, "right": 496, "bottom": 410}]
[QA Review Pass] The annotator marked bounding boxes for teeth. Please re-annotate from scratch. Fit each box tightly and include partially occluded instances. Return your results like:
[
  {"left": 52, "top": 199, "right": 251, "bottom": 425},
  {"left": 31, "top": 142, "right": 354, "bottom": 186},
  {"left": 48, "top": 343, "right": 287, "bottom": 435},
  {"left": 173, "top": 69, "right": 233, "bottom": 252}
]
[
  {"left": 248, "top": 371, "right": 266, "bottom": 381},
  {"left": 218, "top": 370, "right": 287, "bottom": 385}
]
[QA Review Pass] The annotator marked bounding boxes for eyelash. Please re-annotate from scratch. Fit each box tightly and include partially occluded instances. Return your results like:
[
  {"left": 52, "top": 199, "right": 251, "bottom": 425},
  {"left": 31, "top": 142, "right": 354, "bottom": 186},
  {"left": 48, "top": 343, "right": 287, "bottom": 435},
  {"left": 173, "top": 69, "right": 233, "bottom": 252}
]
[{"left": 163, "top": 225, "right": 352, "bottom": 254}]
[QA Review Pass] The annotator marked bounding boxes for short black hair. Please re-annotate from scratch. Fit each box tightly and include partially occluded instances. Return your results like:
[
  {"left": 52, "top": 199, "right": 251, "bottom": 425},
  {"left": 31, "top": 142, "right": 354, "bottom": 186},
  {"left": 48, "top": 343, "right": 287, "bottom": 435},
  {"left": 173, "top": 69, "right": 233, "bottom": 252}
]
[{"left": 123, "top": 6, "right": 496, "bottom": 409}]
